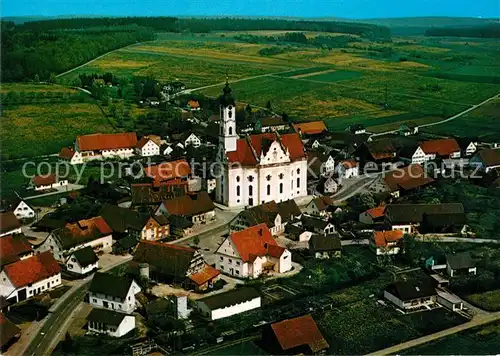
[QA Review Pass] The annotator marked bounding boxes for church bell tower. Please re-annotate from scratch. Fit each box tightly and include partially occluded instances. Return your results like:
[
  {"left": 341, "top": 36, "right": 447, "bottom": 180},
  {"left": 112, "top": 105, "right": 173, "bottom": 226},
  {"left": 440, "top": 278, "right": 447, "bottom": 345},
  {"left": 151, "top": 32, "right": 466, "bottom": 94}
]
[{"left": 218, "top": 79, "right": 238, "bottom": 153}]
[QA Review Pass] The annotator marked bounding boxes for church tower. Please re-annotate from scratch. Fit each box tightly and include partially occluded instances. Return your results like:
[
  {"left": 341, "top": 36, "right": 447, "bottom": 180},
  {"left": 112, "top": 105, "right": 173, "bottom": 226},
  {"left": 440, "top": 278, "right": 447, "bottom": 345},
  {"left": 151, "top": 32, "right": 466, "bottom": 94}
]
[{"left": 218, "top": 80, "right": 238, "bottom": 153}]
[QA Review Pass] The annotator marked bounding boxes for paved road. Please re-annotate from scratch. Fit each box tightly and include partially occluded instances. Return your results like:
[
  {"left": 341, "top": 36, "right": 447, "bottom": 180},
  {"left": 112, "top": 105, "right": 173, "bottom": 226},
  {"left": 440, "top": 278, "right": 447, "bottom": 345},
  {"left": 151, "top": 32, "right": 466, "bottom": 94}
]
[
  {"left": 370, "top": 92, "right": 500, "bottom": 137},
  {"left": 416, "top": 236, "right": 500, "bottom": 244},
  {"left": 24, "top": 184, "right": 85, "bottom": 201},
  {"left": 331, "top": 175, "right": 378, "bottom": 202},
  {"left": 368, "top": 311, "right": 500, "bottom": 356}
]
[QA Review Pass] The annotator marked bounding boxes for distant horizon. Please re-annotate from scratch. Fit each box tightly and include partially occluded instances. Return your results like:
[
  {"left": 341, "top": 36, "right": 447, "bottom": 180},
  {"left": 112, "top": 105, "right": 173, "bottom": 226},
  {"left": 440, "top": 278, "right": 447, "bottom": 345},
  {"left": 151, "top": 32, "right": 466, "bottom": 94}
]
[{"left": 2, "top": 0, "right": 499, "bottom": 20}]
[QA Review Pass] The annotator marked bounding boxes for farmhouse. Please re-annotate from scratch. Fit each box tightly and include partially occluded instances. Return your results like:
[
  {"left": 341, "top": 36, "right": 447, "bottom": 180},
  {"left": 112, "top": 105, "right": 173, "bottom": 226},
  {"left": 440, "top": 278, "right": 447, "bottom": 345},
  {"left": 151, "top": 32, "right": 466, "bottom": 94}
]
[
  {"left": 470, "top": 148, "right": 500, "bottom": 173},
  {"left": 359, "top": 206, "right": 385, "bottom": 224},
  {"left": 0, "top": 212, "right": 21, "bottom": 237},
  {"left": 369, "top": 164, "right": 434, "bottom": 197},
  {"left": 0, "top": 234, "right": 34, "bottom": 267},
  {"left": 0, "top": 251, "right": 61, "bottom": 304},
  {"left": 263, "top": 314, "right": 329, "bottom": 354},
  {"left": 75, "top": 132, "right": 138, "bottom": 161},
  {"left": 135, "top": 135, "right": 160, "bottom": 157},
  {"left": 419, "top": 138, "right": 461, "bottom": 160},
  {"left": 385, "top": 203, "right": 465, "bottom": 234},
  {"left": 59, "top": 147, "right": 83, "bottom": 165},
  {"left": 99, "top": 204, "right": 147, "bottom": 238},
  {"left": 257, "top": 116, "right": 288, "bottom": 133},
  {"left": 309, "top": 234, "right": 341, "bottom": 259},
  {"left": 215, "top": 224, "right": 291, "bottom": 279},
  {"left": 196, "top": 287, "right": 261, "bottom": 321},
  {"left": 293, "top": 121, "right": 328, "bottom": 136},
  {"left": 384, "top": 278, "right": 437, "bottom": 312},
  {"left": 133, "top": 241, "right": 219, "bottom": 291},
  {"left": 131, "top": 181, "right": 188, "bottom": 206},
  {"left": 144, "top": 159, "right": 191, "bottom": 183},
  {"left": 155, "top": 192, "right": 215, "bottom": 224},
  {"left": 304, "top": 196, "right": 336, "bottom": 218},
  {"left": 12, "top": 199, "right": 36, "bottom": 220},
  {"left": 30, "top": 174, "right": 68, "bottom": 191},
  {"left": 66, "top": 246, "right": 99, "bottom": 275},
  {"left": 37, "top": 216, "right": 113, "bottom": 262},
  {"left": 370, "top": 230, "right": 404, "bottom": 256},
  {"left": 215, "top": 83, "right": 308, "bottom": 208},
  {"left": 230, "top": 199, "right": 301, "bottom": 235},
  {"left": 88, "top": 272, "right": 141, "bottom": 314},
  {"left": 87, "top": 308, "right": 136, "bottom": 338}
]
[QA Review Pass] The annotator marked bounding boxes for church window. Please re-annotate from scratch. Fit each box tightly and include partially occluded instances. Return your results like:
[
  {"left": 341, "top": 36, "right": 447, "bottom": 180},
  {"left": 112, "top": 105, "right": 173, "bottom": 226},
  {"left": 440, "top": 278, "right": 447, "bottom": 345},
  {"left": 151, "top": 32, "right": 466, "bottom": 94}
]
[
  {"left": 248, "top": 176, "right": 254, "bottom": 182},
  {"left": 236, "top": 176, "right": 240, "bottom": 182},
  {"left": 228, "top": 105, "right": 233, "bottom": 111},
  {"left": 267, "top": 185, "right": 271, "bottom": 195},
  {"left": 220, "top": 126, "right": 223, "bottom": 135},
  {"left": 236, "top": 186, "right": 240, "bottom": 196},
  {"left": 279, "top": 183, "right": 283, "bottom": 194},
  {"left": 279, "top": 173, "right": 284, "bottom": 179},
  {"left": 229, "top": 127, "right": 233, "bottom": 135},
  {"left": 249, "top": 185, "right": 253, "bottom": 196},
  {"left": 297, "top": 168, "right": 301, "bottom": 174},
  {"left": 266, "top": 175, "right": 271, "bottom": 181},
  {"left": 297, "top": 178, "right": 300, "bottom": 188},
  {"left": 228, "top": 110, "right": 233, "bottom": 118}
]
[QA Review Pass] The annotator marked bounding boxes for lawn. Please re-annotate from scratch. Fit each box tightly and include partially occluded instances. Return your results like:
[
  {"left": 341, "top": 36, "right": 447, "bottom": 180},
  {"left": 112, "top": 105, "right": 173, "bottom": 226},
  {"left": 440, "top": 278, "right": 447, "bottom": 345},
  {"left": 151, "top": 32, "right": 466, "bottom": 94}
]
[
  {"left": 1, "top": 102, "right": 114, "bottom": 160},
  {"left": 0, "top": 83, "right": 76, "bottom": 94},
  {"left": 463, "top": 290, "right": 500, "bottom": 312},
  {"left": 402, "top": 321, "right": 500, "bottom": 355},
  {"left": 205, "top": 340, "right": 266, "bottom": 355}
]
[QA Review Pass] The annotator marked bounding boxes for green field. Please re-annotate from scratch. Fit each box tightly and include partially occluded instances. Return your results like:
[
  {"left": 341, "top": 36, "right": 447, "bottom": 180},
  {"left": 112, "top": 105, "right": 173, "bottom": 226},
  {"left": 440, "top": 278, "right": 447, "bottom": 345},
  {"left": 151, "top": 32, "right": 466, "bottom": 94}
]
[
  {"left": 403, "top": 321, "right": 500, "bottom": 355},
  {"left": 302, "top": 69, "right": 363, "bottom": 82}
]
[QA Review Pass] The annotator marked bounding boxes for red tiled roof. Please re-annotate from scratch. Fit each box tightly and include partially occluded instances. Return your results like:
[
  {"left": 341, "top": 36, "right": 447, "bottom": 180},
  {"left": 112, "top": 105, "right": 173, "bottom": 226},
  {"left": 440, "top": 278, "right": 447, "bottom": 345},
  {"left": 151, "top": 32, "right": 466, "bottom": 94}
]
[
  {"left": 187, "top": 100, "right": 200, "bottom": 108},
  {"left": 161, "top": 192, "right": 214, "bottom": 217},
  {"left": 342, "top": 159, "right": 358, "bottom": 169},
  {"left": 144, "top": 159, "right": 191, "bottom": 181},
  {"left": 188, "top": 264, "right": 220, "bottom": 286},
  {"left": 77, "top": 132, "right": 137, "bottom": 151},
  {"left": 420, "top": 138, "right": 461, "bottom": 156},
  {"left": 136, "top": 136, "right": 159, "bottom": 149},
  {"left": 292, "top": 121, "right": 327, "bottom": 135},
  {"left": 270, "top": 314, "right": 329, "bottom": 353},
  {"left": 59, "top": 147, "right": 76, "bottom": 159},
  {"left": 226, "top": 133, "right": 305, "bottom": 166},
  {"left": 366, "top": 206, "right": 385, "bottom": 219},
  {"left": 53, "top": 216, "right": 113, "bottom": 250},
  {"left": 384, "top": 164, "right": 434, "bottom": 192},
  {"left": 32, "top": 173, "right": 57, "bottom": 187},
  {"left": 229, "top": 224, "right": 285, "bottom": 262},
  {"left": 3, "top": 251, "right": 61, "bottom": 288},
  {"left": 0, "top": 235, "right": 33, "bottom": 265},
  {"left": 0, "top": 212, "right": 21, "bottom": 234},
  {"left": 374, "top": 230, "right": 404, "bottom": 247}
]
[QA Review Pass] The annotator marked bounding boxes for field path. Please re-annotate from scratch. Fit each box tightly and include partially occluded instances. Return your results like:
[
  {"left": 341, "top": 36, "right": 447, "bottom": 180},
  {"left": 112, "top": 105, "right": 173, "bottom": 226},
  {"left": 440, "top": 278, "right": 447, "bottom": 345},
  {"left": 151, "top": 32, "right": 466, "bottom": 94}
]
[
  {"left": 290, "top": 68, "right": 336, "bottom": 79},
  {"left": 367, "top": 311, "right": 500, "bottom": 355},
  {"left": 370, "top": 92, "right": 500, "bottom": 137}
]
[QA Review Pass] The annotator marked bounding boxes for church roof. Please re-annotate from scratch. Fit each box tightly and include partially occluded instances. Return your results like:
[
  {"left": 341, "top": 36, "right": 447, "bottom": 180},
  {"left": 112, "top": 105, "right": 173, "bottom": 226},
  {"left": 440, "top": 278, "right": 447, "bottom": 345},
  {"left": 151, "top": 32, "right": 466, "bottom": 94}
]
[
  {"left": 219, "top": 81, "right": 235, "bottom": 107},
  {"left": 226, "top": 132, "right": 306, "bottom": 166}
]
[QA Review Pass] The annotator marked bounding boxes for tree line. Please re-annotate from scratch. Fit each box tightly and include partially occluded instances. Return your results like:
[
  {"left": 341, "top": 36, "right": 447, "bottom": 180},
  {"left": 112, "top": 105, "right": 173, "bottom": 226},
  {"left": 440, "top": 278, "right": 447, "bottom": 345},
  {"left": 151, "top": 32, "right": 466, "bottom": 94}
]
[{"left": 425, "top": 23, "right": 500, "bottom": 38}]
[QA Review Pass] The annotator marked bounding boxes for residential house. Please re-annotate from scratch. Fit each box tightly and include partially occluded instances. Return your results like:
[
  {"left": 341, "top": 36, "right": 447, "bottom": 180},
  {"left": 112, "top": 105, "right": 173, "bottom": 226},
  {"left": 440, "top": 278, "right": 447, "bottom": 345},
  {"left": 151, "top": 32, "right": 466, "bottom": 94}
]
[
  {"left": 446, "top": 252, "right": 476, "bottom": 277},
  {"left": 99, "top": 204, "right": 147, "bottom": 238},
  {"left": 133, "top": 241, "right": 219, "bottom": 291},
  {"left": 184, "top": 133, "right": 202, "bottom": 147},
  {"left": 0, "top": 251, "right": 61, "bottom": 304},
  {"left": 230, "top": 199, "right": 301, "bottom": 235},
  {"left": 307, "top": 150, "right": 336, "bottom": 178},
  {"left": 436, "top": 290, "right": 464, "bottom": 312},
  {"left": 88, "top": 272, "right": 141, "bottom": 314},
  {"left": 293, "top": 121, "right": 328, "bottom": 136},
  {"left": 0, "top": 213, "right": 21, "bottom": 237},
  {"left": 257, "top": 116, "right": 288, "bottom": 133},
  {"left": 196, "top": 287, "right": 261, "bottom": 321},
  {"left": 335, "top": 160, "right": 359, "bottom": 181},
  {"left": 309, "top": 234, "right": 341, "bottom": 259},
  {"left": 112, "top": 235, "right": 140, "bottom": 255},
  {"left": 346, "top": 124, "right": 366, "bottom": 135},
  {"left": 456, "top": 138, "right": 478, "bottom": 156},
  {"left": 0, "top": 313, "right": 21, "bottom": 352},
  {"left": 135, "top": 136, "right": 160, "bottom": 157},
  {"left": 187, "top": 100, "right": 200, "bottom": 111},
  {"left": 168, "top": 215, "right": 194, "bottom": 237},
  {"left": 131, "top": 181, "right": 188, "bottom": 207},
  {"left": 140, "top": 215, "right": 170, "bottom": 241},
  {"left": 144, "top": 159, "right": 191, "bottom": 184},
  {"left": 470, "top": 148, "right": 500, "bottom": 173},
  {"left": 215, "top": 224, "right": 292, "bottom": 279},
  {"left": 87, "top": 308, "right": 135, "bottom": 338},
  {"left": 37, "top": 216, "right": 113, "bottom": 262},
  {"left": 0, "top": 234, "right": 34, "bottom": 267},
  {"left": 263, "top": 314, "right": 329, "bottom": 354},
  {"left": 398, "top": 122, "right": 418, "bottom": 136},
  {"left": 30, "top": 174, "right": 68, "bottom": 191},
  {"left": 285, "top": 223, "right": 313, "bottom": 242},
  {"left": 369, "top": 164, "right": 434, "bottom": 198},
  {"left": 12, "top": 199, "right": 36, "bottom": 220},
  {"left": 205, "top": 177, "right": 217, "bottom": 193},
  {"left": 370, "top": 230, "right": 404, "bottom": 256},
  {"left": 66, "top": 246, "right": 99, "bottom": 275},
  {"left": 155, "top": 191, "right": 215, "bottom": 224},
  {"left": 359, "top": 206, "right": 385, "bottom": 225},
  {"left": 301, "top": 215, "right": 336, "bottom": 236},
  {"left": 385, "top": 203, "right": 465, "bottom": 234},
  {"left": 59, "top": 147, "right": 84, "bottom": 165},
  {"left": 321, "top": 176, "right": 338, "bottom": 194},
  {"left": 358, "top": 138, "right": 397, "bottom": 165},
  {"left": 384, "top": 278, "right": 437, "bottom": 312},
  {"left": 304, "top": 196, "right": 337, "bottom": 218},
  {"left": 75, "top": 132, "right": 138, "bottom": 162}
]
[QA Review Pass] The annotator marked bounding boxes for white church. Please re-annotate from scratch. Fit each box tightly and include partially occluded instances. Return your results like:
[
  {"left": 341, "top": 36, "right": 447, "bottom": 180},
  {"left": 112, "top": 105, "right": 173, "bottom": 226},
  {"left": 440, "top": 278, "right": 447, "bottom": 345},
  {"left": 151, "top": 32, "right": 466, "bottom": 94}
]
[{"left": 215, "top": 82, "right": 308, "bottom": 208}]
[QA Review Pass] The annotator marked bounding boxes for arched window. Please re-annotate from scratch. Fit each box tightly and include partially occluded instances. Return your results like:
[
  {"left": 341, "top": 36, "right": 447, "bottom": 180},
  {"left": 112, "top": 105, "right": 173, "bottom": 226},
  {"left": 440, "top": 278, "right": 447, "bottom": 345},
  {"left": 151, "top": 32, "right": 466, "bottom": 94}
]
[
  {"left": 228, "top": 110, "right": 233, "bottom": 118},
  {"left": 297, "top": 177, "right": 300, "bottom": 188},
  {"left": 279, "top": 173, "right": 284, "bottom": 179},
  {"left": 236, "top": 176, "right": 240, "bottom": 182},
  {"left": 236, "top": 185, "right": 240, "bottom": 196},
  {"left": 267, "top": 185, "right": 271, "bottom": 195},
  {"left": 266, "top": 174, "right": 271, "bottom": 181},
  {"left": 279, "top": 183, "right": 283, "bottom": 194},
  {"left": 248, "top": 176, "right": 254, "bottom": 182},
  {"left": 249, "top": 185, "right": 253, "bottom": 196},
  {"left": 229, "top": 127, "right": 233, "bottom": 135},
  {"left": 220, "top": 126, "right": 223, "bottom": 135},
  {"left": 297, "top": 168, "right": 301, "bottom": 174}
]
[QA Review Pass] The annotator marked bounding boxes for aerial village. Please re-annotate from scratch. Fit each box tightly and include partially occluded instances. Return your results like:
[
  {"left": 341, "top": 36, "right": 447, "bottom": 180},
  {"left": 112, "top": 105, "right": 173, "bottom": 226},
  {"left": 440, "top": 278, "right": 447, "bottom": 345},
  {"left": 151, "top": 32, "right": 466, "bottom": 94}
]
[{"left": 1, "top": 82, "right": 500, "bottom": 355}]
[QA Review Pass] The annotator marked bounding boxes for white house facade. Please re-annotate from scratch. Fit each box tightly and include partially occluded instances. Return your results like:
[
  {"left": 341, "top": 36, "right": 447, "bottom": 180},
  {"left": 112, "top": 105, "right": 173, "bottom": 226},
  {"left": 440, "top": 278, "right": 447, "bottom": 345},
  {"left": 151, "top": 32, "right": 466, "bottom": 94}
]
[
  {"left": 87, "top": 309, "right": 136, "bottom": 338},
  {"left": 335, "top": 160, "right": 359, "bottom": 181},
  {"left": 13, "top": 200, "right": 36, "bottom": 219},
  {"left": 215, "top": 83, "right": 308, "bottom": 208},
  {"left": 66, "top": 247, "right": 99, "bottom": 275},
  {"left": 196, "top": 288, "right": 261, "bottom": 321},
  {"left": 88, "top": 273, "right": 142, "bottom": 314},
  {"left": 185, "top": 133, "right": 202, "bottom": 147},
  {"left": 75, "top": 132, "right": 138, "bottom": 162},
  {"left": 136, "top": 138, "right": 160, "bottom": 157}
]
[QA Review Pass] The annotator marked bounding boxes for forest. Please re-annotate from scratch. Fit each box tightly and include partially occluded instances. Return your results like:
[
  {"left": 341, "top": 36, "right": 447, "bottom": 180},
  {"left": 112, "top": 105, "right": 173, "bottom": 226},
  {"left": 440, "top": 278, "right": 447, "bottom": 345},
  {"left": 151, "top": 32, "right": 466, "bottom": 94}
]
[
  {"left": 426, "top": 23, "right": 500, "bottom": 38},
  {"left": 1, "top": 22, "right": 155, "bottom": 82}
]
